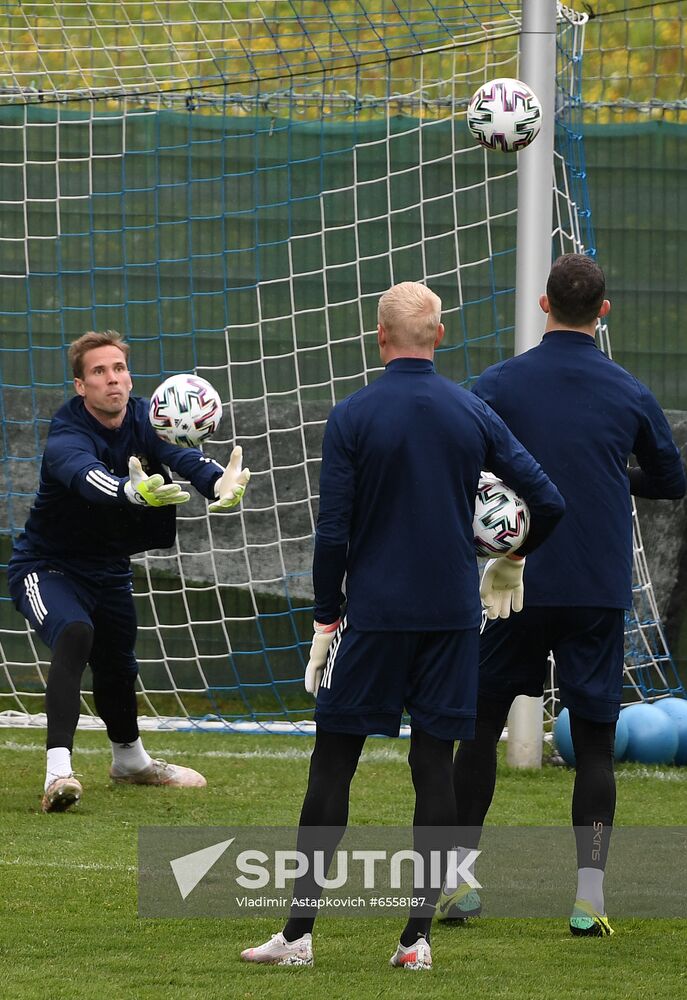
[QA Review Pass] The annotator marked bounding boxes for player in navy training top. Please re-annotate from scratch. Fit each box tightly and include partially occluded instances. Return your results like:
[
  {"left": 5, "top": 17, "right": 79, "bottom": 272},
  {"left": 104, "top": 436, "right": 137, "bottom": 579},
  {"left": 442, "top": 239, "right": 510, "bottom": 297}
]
[
  {"left": 443, "top": 254, "right": 686, "bottom": 937},
  {"left": 241, "top": 281, "right": 565, "bottom": 971},
  {"left": 8, "top": 330, "right": 250, "bottom": 813}
]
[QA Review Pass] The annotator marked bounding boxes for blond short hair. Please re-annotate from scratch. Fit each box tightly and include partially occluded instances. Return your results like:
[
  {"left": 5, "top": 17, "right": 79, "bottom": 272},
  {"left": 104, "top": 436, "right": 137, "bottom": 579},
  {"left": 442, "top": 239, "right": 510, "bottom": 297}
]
[
  {"left": 377, "top": 281, "right": 442, "bottom": 349},
  {"left": 68, "top": 330, "right": 129, "bottom": 379}
]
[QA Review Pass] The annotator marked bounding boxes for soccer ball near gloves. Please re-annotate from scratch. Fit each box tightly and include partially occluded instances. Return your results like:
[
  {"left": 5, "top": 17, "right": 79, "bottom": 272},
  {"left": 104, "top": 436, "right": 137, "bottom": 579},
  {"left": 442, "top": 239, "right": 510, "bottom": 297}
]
[
  {"left": 149, "top": 373, "right": 222, "bottom": 448},
  {"left": 467, "top": 77, "right": 542, "bottom": 153},
  {"left": 473, "top": 472, "right": 530, "bottom": 557}
]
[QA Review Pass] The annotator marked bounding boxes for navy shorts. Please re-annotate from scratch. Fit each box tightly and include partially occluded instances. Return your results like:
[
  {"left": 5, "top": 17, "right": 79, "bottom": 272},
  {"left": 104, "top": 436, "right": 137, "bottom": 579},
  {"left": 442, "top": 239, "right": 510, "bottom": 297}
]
[
  {"left": 7, "top": 558, "right": 138, "bottom": 676},
  {"left": 314, "top": 618, "right": 480, "bottom": 741},
  {"left": 478, "top": 606, "right": 626, "bottom": 723}
]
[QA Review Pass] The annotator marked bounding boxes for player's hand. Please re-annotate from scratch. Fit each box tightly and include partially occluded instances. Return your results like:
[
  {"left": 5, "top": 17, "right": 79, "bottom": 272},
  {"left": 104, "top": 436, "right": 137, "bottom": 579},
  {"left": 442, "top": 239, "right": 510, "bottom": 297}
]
[
  {"left": 124, "top": 456, "right": 190, "bottom": 507},
  {"left": 305, "top": 620, "right": 341, "bottom": 696},
  {"left": 209, "top": 446, "right": 251, "bottom": 512},
  {"left": 480, "top": 556, "right": 526, "bottom": 620}
]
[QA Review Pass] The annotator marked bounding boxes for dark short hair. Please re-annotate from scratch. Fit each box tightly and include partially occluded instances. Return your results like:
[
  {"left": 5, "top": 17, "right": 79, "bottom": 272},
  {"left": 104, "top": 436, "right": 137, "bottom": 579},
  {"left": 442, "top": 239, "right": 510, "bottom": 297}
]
[
  {"left": 546, "top": 254, "right": 606, "bottom": 327},
  {"left": 68, "top": 330, "right": 129, "bottom": 379}
]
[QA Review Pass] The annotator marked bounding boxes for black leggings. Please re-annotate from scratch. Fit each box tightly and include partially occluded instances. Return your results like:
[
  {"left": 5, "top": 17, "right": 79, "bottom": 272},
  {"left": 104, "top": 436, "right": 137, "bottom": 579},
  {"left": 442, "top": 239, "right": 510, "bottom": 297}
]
[
  {"left": 453, "top": 696, "right": 616, "bottom": 867},
  {"left": 46, "top": 622, "right": 93, "bottom": 751},
  {"left": 570, "top": 712, "right": 616, "bottom": 870},
  {"left": 46, "top": 621, "right": 140, "bottom": 749},
  {"left": 283, "top": 725, "right": 456, "bottom": 944}
]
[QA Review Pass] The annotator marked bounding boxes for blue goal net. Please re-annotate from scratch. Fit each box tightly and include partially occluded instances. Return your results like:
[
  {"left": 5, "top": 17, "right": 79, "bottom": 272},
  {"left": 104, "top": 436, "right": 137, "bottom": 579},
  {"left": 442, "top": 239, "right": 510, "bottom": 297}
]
[{"left": 0, "top": 2, "right": 682, "bottom": 732}]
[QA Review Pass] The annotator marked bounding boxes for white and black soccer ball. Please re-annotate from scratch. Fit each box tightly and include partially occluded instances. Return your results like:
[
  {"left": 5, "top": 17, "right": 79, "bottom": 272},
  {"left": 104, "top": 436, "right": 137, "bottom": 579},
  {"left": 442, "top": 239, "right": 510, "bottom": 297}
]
[
  {"left": 149, "top": 373, "right": 222, "bottom": 448},
  {"left": 467, "top": 77, "right": 542, "bottom": 153},
  {"left": 473, "top": 472, "right": 530, "bottom": 557}
]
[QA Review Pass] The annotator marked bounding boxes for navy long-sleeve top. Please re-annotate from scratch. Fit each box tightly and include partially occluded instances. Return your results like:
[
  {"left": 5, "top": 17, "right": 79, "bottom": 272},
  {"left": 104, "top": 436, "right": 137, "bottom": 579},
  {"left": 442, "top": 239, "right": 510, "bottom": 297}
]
[
  {"left": 313, "top": 357, "right": 566, "bottom": 630},
  {"left": 11, "top": 395, "right": 223, "bottom": 577},
  {"left": 472, "top": 330, "right": 686, "bottom": 609}
]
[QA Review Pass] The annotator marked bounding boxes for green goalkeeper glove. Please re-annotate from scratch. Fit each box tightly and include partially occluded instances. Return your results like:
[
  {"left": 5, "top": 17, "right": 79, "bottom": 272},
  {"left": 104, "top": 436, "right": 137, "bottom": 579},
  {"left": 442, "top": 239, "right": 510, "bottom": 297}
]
[
  {"left": 124, "top": 456, "right": 190, "bottom": 507},
  {"left": 480, "top": 556, "right": 526, "bottom": 620},
  {"left": 209, "top": 446, "right": 251, "bottom": 513},
  {"left": 305, "top": 619, "right": 341, "bottom": 696}
]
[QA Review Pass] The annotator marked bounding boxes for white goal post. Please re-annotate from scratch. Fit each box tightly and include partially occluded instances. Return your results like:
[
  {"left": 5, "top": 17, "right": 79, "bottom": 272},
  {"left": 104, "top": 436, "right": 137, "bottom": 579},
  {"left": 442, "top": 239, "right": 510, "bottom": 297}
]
[{"left": 507, "top": 0, "right": 558, "bottom": 768}]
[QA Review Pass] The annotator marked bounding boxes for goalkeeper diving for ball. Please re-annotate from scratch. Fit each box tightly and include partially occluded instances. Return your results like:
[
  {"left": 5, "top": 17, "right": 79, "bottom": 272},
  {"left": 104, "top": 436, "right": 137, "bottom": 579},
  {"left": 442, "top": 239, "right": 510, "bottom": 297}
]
[
  {"left": 7, "top": 330, "right": 250, "bottom": 813},
  {"left": 240, "top": 281, "right": 565, "bottom": 971}
]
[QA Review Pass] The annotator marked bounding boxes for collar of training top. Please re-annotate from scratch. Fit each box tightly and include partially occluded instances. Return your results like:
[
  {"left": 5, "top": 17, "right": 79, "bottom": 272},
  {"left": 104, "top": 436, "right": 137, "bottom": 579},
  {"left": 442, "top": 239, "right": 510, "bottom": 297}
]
[
  {"left": 542, "top": 330, "right": 598, "bottom": 347},
  {"left": 384, "top": 357, "right": 436, "bottom": 373}
]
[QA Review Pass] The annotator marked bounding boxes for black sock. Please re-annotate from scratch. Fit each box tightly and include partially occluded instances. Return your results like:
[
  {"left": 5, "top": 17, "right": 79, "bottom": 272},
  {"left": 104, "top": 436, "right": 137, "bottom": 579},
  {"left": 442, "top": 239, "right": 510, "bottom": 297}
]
[{"left": 399, "top": 930, "right": 429, "bottom": 948}]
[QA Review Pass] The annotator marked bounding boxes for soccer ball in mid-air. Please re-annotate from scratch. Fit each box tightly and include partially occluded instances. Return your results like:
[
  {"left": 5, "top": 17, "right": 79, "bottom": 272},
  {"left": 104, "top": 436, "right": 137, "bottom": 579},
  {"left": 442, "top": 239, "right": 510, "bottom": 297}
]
[
  {"left": 473, "top": 472, "right": 530, "bottom": 557},
  {"left": 149, "top": 373, "right": 222, "bottom": 448},
  {"left": 466, "top": 77, "right": 542, "bottom": 152}
]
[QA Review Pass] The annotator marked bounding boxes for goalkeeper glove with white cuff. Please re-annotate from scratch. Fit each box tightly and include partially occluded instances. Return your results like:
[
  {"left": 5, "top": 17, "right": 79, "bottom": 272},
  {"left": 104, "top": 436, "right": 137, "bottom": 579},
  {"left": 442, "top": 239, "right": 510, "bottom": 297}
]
[
  {"left": 124, "top": 456, "right": 190, "bottom": 507},
  {"left": 209, "top": 446, "right": 251, "bottom": 513},
  {"left": 304, "top": 619, "right": 341, "bottom": 696},
  {"left": 480, "top": 556, "right": 526, "bottom": 620}
]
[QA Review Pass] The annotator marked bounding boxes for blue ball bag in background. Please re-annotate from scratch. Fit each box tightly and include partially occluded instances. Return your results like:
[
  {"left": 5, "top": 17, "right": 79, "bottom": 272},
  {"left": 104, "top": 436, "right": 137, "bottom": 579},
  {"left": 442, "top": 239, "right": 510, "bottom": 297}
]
[
  {"left": 653, "top": 697, "right": 687, "bottom": 766},
  {"left": 553, "top": 707, "right": 629, "bottom": 767},
  {"left": 621, "top": 702, "right": 678, "bottom": 765}
]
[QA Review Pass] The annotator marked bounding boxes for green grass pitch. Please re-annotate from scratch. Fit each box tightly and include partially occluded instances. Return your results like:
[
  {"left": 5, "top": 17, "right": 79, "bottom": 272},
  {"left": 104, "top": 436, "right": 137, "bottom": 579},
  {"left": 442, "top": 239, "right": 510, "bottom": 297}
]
[{"left": 2, "top": 729, "right": 686, "bottom": 999}]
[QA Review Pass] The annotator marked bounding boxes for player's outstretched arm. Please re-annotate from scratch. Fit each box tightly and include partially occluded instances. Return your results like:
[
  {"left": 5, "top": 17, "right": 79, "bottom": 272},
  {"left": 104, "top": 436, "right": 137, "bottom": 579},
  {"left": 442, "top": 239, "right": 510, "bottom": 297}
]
[
  {"left": 209, "top": 446, "right": 251, "bottom": 513},
  {"left": 304, "top": 619, "right": 341, "bottom": 696},
  {"left": 480, "top": 554, "right": 525, "bottom": 620},
  {"left": 124, "top": 456, "right": 191, "bottom": 507}
]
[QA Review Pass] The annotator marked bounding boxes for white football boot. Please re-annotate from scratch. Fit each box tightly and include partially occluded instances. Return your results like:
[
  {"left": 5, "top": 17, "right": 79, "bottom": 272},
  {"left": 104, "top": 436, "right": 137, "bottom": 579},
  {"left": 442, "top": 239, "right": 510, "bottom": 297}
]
[
  {"left": 389, "top": 935, "right": 432, "bottom": 971},
  {"left": 41, "top": 774, "right": 83, "bottom": 813},
  {"left": 110, "top": 758, "right": 206, "bottom": 787},
  {"left": 241, "top": 932, "right": 313, "bottom": 966}
]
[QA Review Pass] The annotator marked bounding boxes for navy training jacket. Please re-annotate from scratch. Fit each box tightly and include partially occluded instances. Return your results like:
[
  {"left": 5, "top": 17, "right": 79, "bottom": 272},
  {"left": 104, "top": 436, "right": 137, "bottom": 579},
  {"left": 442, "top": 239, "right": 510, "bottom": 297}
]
[
  {"left": 313, "top": 357, "right": 566, "bottom": 630},
  {"left": 472, "top": 330, "right": 686, "bottom": 609},
  {"left": 11, "top": 395, "right": 224, "bottom": 576}
]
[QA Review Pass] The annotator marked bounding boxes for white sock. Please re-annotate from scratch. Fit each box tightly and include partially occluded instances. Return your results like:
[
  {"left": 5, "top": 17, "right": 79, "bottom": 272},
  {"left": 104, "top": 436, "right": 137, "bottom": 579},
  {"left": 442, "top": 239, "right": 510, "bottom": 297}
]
[
  {"left": 45, "top": 747, "right": 72, "bottom": 791},
  {"left": 576, "top": 867, "right": 605, "bottom": 914},
  {"left": 110, "top": 737, "right": 152, "bottom": 775}
]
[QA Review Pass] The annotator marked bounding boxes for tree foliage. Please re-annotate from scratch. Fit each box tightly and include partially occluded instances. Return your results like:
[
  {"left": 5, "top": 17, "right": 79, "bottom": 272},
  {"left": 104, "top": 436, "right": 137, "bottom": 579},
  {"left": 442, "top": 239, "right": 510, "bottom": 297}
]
[{"left": 0, "top": 2, "right": 684, "bottom": 121}]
